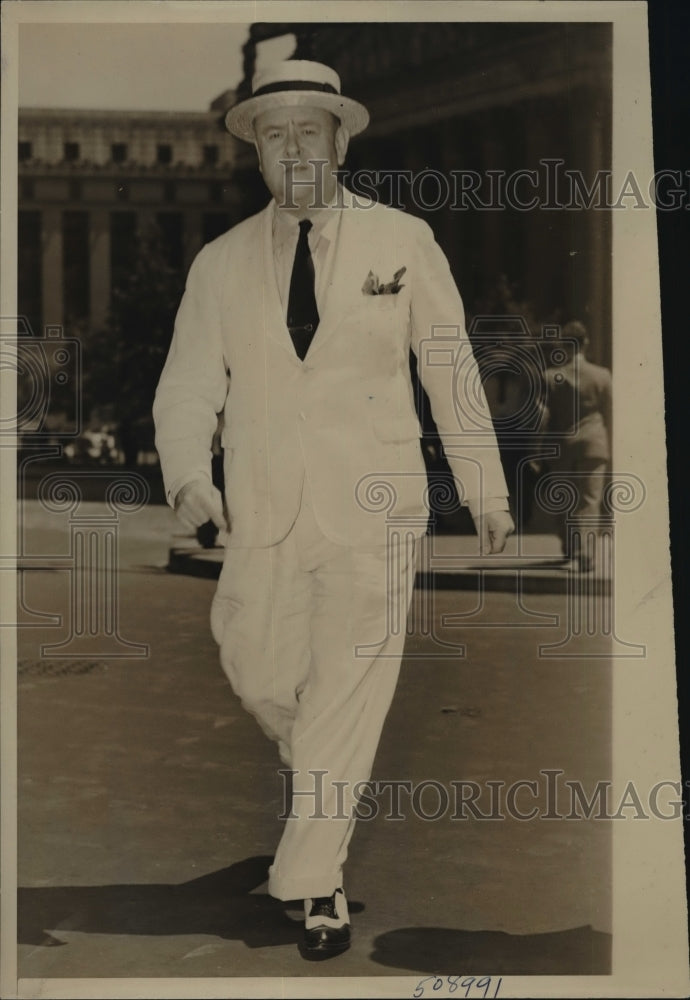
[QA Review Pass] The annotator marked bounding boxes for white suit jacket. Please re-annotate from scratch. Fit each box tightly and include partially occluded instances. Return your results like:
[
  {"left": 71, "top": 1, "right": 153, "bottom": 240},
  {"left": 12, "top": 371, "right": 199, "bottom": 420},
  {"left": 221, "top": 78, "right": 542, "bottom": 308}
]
[{"left": 153, "top": 189, "right": 508, "bottom": 548}]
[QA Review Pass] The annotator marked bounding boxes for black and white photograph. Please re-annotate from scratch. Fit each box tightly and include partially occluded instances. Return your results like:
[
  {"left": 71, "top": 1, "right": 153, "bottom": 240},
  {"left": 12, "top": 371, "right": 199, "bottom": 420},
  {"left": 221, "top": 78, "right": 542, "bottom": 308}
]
[{"left": 1, "top": 2, "right": 687, "bottom": 998}]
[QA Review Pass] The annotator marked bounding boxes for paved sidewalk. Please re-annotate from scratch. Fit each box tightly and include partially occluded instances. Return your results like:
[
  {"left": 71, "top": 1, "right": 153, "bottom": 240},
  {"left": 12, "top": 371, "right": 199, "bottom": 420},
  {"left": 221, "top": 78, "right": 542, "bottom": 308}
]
[
  {"left": 169, "top": 531, "right": 612, "bottom": 595},
  {"left": 15, "top": 500, "right": 612, "bottom": 987}
]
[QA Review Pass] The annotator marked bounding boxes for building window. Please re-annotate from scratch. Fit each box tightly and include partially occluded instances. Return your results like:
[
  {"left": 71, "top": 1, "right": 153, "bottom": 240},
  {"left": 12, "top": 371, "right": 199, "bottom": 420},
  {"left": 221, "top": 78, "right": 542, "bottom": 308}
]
[
  {"left": 64, "top": 142, "right": 80, "bottom": 162},
  {"left": 115, "top": 182, "right": 129, "bottom": 202},
  {"left": 18, "top": 141, "right": 32, "bottom": 162},
  {"left": 69, "top": 180, "right": 82, "bottom": 201},
  {"left": 163, "top": 180, "right": 176, "bottom": 203},
  {"left": 20, "top": 179, "right": 35, "bottom": 200},
  {"left": 111, "top": 143, "right": 128, "bottom": 163},
  {"left": 203, "top": 144, "right": 219, "bottom": 166},
  {"left": 156, "top": 144, "right": 172, "bottom": 165},
  {"left": 209, "top": 181, "right": 224, "bottom": 204}
]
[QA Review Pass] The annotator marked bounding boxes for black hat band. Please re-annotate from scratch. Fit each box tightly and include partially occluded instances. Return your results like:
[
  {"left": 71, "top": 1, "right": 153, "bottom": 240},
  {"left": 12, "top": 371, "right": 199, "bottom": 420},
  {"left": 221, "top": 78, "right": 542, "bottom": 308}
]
[{"left": 252, "top": 80, "right": 339, "bottom": 98}]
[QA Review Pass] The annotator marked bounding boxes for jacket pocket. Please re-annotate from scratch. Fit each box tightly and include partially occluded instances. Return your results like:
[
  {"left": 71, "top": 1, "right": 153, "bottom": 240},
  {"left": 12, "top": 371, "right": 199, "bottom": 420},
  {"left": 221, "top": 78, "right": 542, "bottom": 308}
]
[{"left": 362, "top": 293, "right": 400, "bottom": 307}]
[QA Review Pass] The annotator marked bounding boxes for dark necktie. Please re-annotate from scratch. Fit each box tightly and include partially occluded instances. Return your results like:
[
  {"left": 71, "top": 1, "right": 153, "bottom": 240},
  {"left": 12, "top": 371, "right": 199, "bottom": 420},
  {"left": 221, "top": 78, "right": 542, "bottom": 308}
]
[{"left": 287, "top": 219, "right": 319, "bottom": 361}]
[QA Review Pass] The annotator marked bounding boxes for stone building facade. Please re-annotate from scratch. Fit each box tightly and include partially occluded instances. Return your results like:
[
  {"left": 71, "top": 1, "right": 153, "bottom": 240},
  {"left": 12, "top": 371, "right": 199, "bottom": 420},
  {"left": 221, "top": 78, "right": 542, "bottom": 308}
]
[
  {"left": 18, "top": 22, "right": 612, "bottom": 361},
  {"left": 17, "top": 100, "right": 239, "bottom": 337}
]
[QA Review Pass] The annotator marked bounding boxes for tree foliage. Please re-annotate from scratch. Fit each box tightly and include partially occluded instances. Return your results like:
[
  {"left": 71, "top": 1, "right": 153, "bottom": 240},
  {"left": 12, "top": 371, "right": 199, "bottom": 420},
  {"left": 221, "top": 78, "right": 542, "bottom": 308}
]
[{"left": 83, "top": 223, "right": 185, "bottom": 459}]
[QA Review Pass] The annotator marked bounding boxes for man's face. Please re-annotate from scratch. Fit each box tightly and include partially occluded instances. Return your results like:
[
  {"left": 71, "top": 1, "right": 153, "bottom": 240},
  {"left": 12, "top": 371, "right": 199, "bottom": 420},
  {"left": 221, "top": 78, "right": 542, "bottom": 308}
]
[{"left": 253, "top": 105, "right": 349, "bottom": 213}]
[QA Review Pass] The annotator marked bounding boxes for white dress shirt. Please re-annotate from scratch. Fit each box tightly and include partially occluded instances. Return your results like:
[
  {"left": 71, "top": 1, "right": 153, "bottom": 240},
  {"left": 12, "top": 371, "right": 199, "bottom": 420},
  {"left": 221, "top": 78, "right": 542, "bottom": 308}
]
[{"left": 271, "top": 198, "right": 342, "bottom": 316}]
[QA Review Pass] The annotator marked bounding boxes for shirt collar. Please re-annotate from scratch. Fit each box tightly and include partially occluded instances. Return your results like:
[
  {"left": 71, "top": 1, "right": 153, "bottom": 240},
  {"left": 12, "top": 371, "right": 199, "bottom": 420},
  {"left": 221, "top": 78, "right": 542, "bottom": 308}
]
[{"left": 272, "top": 185, "right": 343, "bottom": 249}]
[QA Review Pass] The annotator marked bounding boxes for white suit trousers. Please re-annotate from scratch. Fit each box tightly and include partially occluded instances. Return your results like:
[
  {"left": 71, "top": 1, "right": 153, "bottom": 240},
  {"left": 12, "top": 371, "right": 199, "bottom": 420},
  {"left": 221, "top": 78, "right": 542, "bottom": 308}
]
[{"left": 209, "top": 478, "right": 417, "bottom": 901}]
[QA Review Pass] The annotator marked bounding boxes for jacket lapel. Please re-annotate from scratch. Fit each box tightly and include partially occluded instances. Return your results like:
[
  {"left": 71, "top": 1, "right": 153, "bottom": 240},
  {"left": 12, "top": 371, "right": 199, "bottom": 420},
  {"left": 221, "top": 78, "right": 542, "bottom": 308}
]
[
  {"left": 251, "top": 188, "right": 383, "bottom": 362},
  {"left": 258, "top": 202, "right": 303, "bottom": 361},
  {"left": 306, "top": 188, "right": 377, "bottom": 358}
]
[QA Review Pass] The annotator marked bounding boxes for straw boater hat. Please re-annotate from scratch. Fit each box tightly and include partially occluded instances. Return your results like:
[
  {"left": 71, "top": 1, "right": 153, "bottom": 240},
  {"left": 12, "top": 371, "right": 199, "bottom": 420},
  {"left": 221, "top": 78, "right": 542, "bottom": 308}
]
[{"left": 225, "top": 60, "right": 370, "bottom": 143}]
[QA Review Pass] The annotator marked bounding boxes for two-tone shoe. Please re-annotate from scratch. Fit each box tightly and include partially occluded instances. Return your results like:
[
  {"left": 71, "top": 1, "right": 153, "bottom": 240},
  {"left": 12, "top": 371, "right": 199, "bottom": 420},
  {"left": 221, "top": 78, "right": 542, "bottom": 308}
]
[{"left": 302, "top": 887, "right": 350, "bottom": 956}]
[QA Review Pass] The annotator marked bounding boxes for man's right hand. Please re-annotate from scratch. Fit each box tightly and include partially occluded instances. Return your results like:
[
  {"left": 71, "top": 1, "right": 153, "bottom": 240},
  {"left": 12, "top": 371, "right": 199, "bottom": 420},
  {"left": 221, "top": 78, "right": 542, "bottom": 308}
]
[{"left": 174, "top": 479, "right": 227, "bottom": 534}]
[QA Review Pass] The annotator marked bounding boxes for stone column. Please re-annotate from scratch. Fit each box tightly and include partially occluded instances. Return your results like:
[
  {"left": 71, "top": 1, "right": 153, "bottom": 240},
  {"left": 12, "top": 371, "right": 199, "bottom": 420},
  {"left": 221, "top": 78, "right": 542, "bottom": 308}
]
[
  {"left": 89, "top": 208, "right": 110, "bottom": 329},
  {"left": 479, "top": 116, "right": 505, "bottom": 296},
  {"left": 566, "top": 87, "right": 611, "bottom": 366},
  {"left": 41, "top": 207, "right": 63, "bottom": 331},
  {"left": 522, "top": 97, "right": 562, "bottom": 322}
]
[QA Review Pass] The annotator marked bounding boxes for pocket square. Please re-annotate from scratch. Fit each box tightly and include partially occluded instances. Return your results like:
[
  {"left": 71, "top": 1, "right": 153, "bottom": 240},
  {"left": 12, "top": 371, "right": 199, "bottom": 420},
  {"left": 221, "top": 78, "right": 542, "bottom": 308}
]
[{"left": 362, "top": 267, "right": 406, "bottom": 295}]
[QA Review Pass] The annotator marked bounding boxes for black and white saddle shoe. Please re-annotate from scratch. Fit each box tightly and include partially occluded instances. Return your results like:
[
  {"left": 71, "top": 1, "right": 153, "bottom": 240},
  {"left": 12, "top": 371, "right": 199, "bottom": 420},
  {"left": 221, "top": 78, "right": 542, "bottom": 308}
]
[{"left": 302, "top": 887, "right": 351, "bottom": 956}]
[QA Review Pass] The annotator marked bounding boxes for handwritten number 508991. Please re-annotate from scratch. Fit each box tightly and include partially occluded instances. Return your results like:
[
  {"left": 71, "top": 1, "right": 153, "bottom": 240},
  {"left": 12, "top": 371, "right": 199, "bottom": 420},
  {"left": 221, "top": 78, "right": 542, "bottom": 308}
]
[{"left": 413, "top": 976, "right": 503, "bottom": 997}]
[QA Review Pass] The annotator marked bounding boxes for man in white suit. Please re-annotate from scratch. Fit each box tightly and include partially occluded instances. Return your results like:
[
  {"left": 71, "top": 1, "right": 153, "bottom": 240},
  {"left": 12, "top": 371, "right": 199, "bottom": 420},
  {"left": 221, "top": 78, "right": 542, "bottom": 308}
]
[{"left": 153, "top": 60, "right": 514, "bottom": 957}]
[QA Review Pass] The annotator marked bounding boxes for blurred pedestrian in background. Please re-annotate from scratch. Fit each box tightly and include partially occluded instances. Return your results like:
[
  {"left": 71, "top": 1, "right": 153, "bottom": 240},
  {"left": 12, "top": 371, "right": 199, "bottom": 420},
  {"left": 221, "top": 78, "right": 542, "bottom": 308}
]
[{"left": 536, "top": 321, "right": 612, "bottom": 571}]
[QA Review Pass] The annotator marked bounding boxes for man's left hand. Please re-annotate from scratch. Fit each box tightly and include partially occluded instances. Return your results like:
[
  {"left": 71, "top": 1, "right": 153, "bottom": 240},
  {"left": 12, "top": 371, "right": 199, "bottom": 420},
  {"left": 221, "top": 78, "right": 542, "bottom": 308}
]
[{"left": 474, "top": 510, "right": 515, "bottom": 554}]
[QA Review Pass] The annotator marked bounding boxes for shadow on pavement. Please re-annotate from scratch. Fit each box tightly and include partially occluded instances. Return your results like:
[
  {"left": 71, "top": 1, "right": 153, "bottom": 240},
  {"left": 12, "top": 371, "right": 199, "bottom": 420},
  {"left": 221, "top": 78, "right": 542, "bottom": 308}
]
[
  {"left": 20, "top": 856, "right": 609, "bottom": 975},
  {"left": 19, "top": 856, "right": 298, "bottom": 951},
  {"left": 371, "top": 924, "right": 611, "bottom": 975},
  {"left": 19, "top": 856, "right": 366, "bottom": 954}
]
